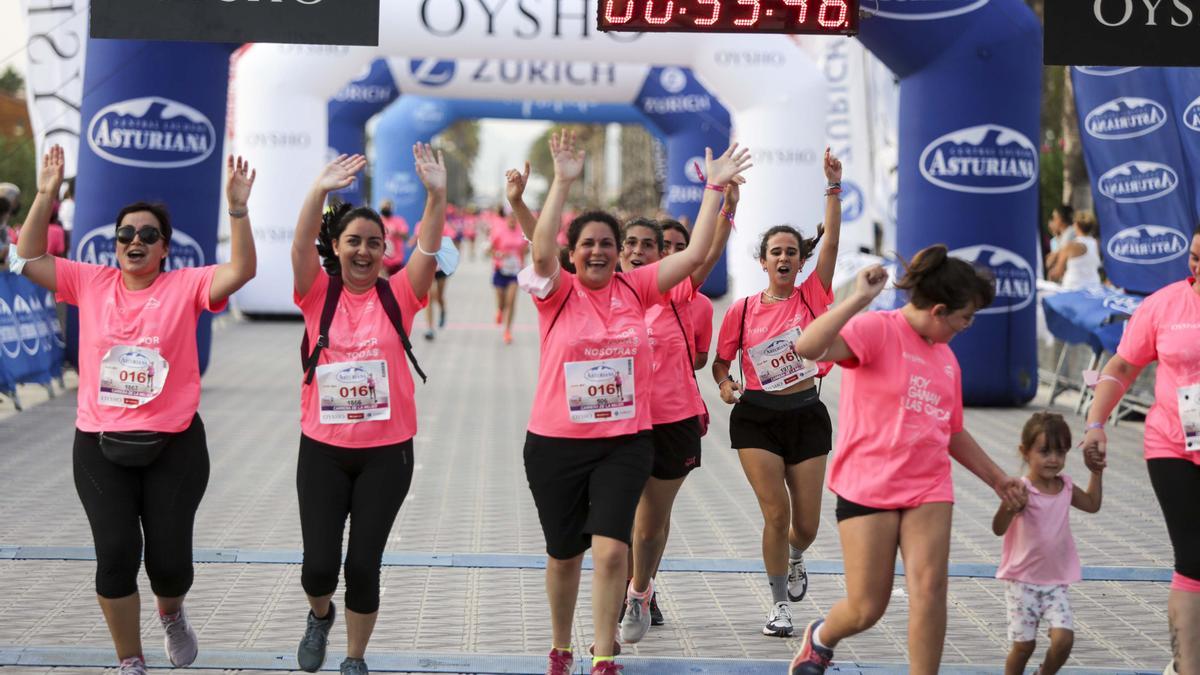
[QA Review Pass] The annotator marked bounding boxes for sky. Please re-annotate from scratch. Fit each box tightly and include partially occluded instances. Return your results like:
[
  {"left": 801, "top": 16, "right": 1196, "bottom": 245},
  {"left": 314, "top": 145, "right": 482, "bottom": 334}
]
[{"left": 0, "top": 3, "right": 27, "bottom": 76}]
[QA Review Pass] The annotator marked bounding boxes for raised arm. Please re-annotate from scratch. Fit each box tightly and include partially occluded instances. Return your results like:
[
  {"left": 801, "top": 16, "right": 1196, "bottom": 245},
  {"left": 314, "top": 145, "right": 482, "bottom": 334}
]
[
  {"left": 406, "top": 143, "right": 448, "bottom": 300},
  {"left": 793, "top": 265, "right": 887, "bottom": 362},
  {"left": 690, "top": 181, "right": 740, "bottom": 289},
  {"left": 209, "top": 156, "right": 257, "bottom": 305},
  {"left": 532, "top": 129, "right": 584, "bottom": 283},
  {"left": 948, "top": 430, "right": 1027, "bottom": 513},
  {"left": 814, "top": 148, "right": 843, "bottom": 290},
  {"left": 657, "top": 144, "right": 751, "bottom": 294},
  {"left": 292, "top": 154, "right": 366, "bottom": 298},
  {"left": 14, "top": 145, "right": 64, "bottom": 291},
  {"left": 505, "top": 161, "right": 538, "bottom": 239}
]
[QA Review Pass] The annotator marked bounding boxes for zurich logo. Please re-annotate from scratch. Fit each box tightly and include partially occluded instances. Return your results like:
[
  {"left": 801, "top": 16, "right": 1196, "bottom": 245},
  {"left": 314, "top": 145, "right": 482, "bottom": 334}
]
[
  {"left": 658, "top": 67, "right": 688, "bottom": 94},
  {"left": 685, "top": 156, "right": 705, "bottom": 183},
  {"left": 12, "top": 295, "right": 39, "bottom": 357},
  {"left": 77, "top": 225, "right": 206, "bottom": 271},
  {"left": 87, "top": 97, "right": 215, "bottom": 169},
  {"left": 1075, "top": 66, "right": 1140, "bottom": 77},
  {"left": 336, "top": 367, "right": 368, "bottom": 384},
  {"left": 1184, "top": 95, "right": 1200, "bottom": 132},
  {"left": 919, "top": 124, "right": 1038, "bottom": 194},
  {"left": 409, "top": 59, "right": 456, "bottom": 87},
  {"left": 585, "top": 365, "right": 617, "bottom": 382},
  {"left": 948, "top": 245, "right": 1035, "bottom": 314},
  {"left": 1106, "top": 225, "right": 1189, "bottom": 265},
  {"left": 864, "top": 0, "right": 989, "bottom": 20},
  {"left": 840, "top": 181, "right": 864, "bottom": 222},
  {"left": 0, "top": 298, "right": 20, "bottom": 360},
  {"left": 1084, "top": 97, "right": 1167, "bottom": 140},
  {"left": 1097, "top": 161, "right": 1178, "bottom": 203}
]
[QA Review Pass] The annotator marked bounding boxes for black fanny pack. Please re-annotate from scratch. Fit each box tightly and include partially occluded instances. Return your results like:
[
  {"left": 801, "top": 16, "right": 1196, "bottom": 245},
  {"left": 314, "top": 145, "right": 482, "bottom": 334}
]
[{"left": 98, "top": 430, "right": 173, "bottom": 467}]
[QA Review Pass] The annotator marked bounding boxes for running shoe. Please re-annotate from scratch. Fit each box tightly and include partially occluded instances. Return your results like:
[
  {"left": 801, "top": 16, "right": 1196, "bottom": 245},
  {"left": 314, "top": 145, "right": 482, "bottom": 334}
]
[
  {"left": 118, "top": 656, "right": 147, "bottom": 675},
  {"left": 503, "top": 330, "right": 513, "bottom": 344},
  {"left": 545, "top": 648, "right": 573, "bottom": 675},
  {"left": 495, "top": 309, "right": 503, "bottom": 324},
  {"left": 618, "top": 581, "right": 653, "bottom": 643},
  {"left": 160, "top": 605, "right": 198, "bottom": 667},
  {"left": 788, "top": 619, "right": 834, "bottom": 674},
  {"left": 591, "top": 661, "right": 624, "bottom": 674},
  {"left": 297, "top": 602, "right": 336, "bottom": 673},
  {"left": 340, "top": 657, "right": 369, "bottom": 675},
  {"left": 762, "top": 601, "right": 794, "bottom": 637},
  {"left": 649, "top": 592, "right": 664, "bottom": 626},
  {"left": 787, "top": 554, "right": 809, "bottom": 602},
  {"left": 424, "top": 329, "right": 435, "bottom": 341},
  {"left": 1164, "top": 661, "right": 1178, "bottom": 675}
]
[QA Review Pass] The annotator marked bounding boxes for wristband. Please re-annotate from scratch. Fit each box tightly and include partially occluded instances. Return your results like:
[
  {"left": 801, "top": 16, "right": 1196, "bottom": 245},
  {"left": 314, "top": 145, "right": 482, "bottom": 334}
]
[
  {"left": 826, "top": 182, "right": 841, "bottom": 189},
  {"left": 228, "top": 208, "right": 249, "bottom": 218},
  {"left": 825, "top": 187, "right": 842, "bottom": 196},
  {"left": 720, "top": 209, "right": 735, "bottom": 228},
  {"left": 717, "top": 375, "right": 735, "bottom": 388},
  {"left": 1085, "top": 421, "right": 1105, "bottom": 431},
  {"left": 1096, "top": 373, "right": 1127, "bottom": 392},
  {"left": 705, "top": 183, "right": 725, "bottom": 193},
  {"left": 415, "top": 241, "right": 440, "bottom": 256}
]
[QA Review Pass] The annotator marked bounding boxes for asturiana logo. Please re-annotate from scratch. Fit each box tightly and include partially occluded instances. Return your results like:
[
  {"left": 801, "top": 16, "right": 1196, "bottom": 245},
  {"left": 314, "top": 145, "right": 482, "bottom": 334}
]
[
  {"left": 77, "top": 226, "right": 206, "bottom": 271},
  {"left": 1184, "top": 95, "right": 1200, "bottom": 132},
  {"left": 88, "top": 97, "right": 216, "bottom": 169},
  {"left": 1075, "top": 66, "right": 1140, "bottom": 77},
  {"left": 12, "top": 295, "right": 39, "bottom": 357},
  {"left": 336, "top": 367, "right": 368, "bottom": 384},
  {"left": 1106, "top": 225, "right": 1189, "bottom": 265},
  {"left": 948, "top": 245, "right": 1035, "bottom": 314},
  {"left": 1097, "top": 161, "right": 1178, "bottom": 203},
  {"left": 585, "top": 365, "right": 617, "bottom": 382},
  {"left": 1102, "top": 293, "right": 1142, "bottom": 316},
  {"left": 1085, "top": 97, "right": 1167, "bottom": 140},
  {"left": 865, "top": 0, "right": 989, "bottom": 20},
  {"left": 919, "top": 125, "right": 1037, "bottom": 194},
  {"left": 0, "top": 298, "right": 19, "bottom": 360}
]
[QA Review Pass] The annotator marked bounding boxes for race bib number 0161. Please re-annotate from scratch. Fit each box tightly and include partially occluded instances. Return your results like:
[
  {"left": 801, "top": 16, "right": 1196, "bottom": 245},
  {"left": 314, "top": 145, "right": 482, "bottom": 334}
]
[
  {"left": 748, "top": 327, "right": 817, "bottom": 391},
  {"left": 316, "top": 360, "right": 391, "bottom": 425},
  {"left": 564, "top": 357, "right": 636, "bottom": 423},
  {"left": 98, "top": 345, "right": 169, "bottom": 408}
]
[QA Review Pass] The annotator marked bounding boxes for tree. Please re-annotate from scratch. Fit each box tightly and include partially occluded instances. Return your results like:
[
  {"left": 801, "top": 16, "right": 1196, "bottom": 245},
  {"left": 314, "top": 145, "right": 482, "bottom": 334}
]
[
  {"left": 0, "top": 135, "right": 36, "bottom": 220},
  {"left": 0, "top": 67, "right": 23, "bottom": 97}
]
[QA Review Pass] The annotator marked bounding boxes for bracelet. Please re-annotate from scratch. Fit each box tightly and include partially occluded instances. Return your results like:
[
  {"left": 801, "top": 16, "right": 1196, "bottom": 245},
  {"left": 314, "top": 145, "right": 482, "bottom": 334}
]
[
  {"left": 414, "top": 241, "right": 440, "bottom": 257},
  {"left": 228, "top": 208, "right": 249, "bottom": 218},
  {"left": 825, "top": 187, "right": 842, "bottom": 196},
  {"left": 1085, "top": 421, "right": 1105, "bottom": 431},
  {"left": 717, "top": 375, "right": 735, "bottom": 388},
  {"left": 1097, "top": 373, "right": 1127, "bottom": 392},
  {"left": 827, "top": 182, "right": 841, "bottom": 189},
  {"left": 705, "top": 183, "right": 725, "bottom": 193},
  {"left": 720, "top": 209, "right": 735, "bottom": 227}
]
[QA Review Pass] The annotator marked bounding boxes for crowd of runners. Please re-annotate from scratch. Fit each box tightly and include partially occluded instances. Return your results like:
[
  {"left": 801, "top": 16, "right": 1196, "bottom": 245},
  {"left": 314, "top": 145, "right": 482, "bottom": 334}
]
[{"left": 7, "top": 137, "right": 1200, "bottom": 675}]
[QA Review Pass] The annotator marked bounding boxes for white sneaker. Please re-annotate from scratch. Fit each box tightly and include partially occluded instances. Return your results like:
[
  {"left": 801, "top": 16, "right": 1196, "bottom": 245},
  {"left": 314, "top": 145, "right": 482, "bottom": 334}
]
[
  {"left": 118, "top": 656, "right": 147, "bottom": 674},
  {"left": 762, "top": 601, "right": 794, "bottom": 637},
  {"left": 787, "top": 554, "right": 809, "bottom": 602},
  {"left": 618, "top": 580, "right": 653, "bottom": 644},
  {"left": 160, "top": 605, "right": 199, "bottom": 667}
]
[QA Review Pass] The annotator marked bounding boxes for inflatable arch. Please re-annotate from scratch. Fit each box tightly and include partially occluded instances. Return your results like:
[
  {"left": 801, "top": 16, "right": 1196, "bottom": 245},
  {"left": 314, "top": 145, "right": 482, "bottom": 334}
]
[{"left": 73, "top": 0, "right": 1040, "bottom": 403}]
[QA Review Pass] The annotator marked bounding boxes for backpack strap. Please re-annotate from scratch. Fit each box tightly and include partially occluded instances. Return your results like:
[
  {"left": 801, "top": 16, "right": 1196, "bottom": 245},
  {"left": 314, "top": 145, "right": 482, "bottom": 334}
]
[
  {"left": 375, "top": 278, "right": 427, "bottom": 384},
  {"left": 301, "top": 274, "right": 344, "bottom": 385},
  {"left": 670, "top": 297, "right": 710, "bottom": 422},
  {"left": 737, "top": 296, "right": 749, "bottom": 383}
]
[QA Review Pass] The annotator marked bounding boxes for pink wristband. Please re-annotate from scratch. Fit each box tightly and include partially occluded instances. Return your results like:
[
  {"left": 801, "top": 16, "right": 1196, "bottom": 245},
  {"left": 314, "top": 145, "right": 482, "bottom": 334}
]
[
  {"left": 705, "top": 183, "right": 725, "bottom": 193},
  {"left": 1097, "top": 373, "right": 1127, "bottom": 391}
]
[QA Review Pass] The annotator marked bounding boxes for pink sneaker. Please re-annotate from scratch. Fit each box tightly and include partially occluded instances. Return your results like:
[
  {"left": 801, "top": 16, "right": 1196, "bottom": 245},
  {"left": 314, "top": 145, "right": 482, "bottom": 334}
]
[
  {"left": 591, "top": 660, "right": 624, "bottom": 674},
  {"left": 545, "top": 648, "right": 573, "bottom": 675},
  {"left": 789, "top": 619, "right": 834, "bottom": 674}
]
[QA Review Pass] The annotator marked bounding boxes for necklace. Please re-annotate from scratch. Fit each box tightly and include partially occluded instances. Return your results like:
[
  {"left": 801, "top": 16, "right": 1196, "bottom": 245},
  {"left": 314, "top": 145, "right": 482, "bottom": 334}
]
[{"left": 762, "top": 289, "right": 794, "bottom": 302}]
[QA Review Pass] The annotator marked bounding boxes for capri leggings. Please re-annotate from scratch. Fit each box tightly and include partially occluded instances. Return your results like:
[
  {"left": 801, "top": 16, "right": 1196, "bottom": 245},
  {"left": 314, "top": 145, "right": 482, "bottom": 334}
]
[
  {"left": 73, "top": 414, "right": 210, "bottom": 599},
  {"left": 1147, "top": 458, "right": 1200, "bottom": 590},
  {"left": 297, "top": 434, "right": 414, "bottom": 614}
]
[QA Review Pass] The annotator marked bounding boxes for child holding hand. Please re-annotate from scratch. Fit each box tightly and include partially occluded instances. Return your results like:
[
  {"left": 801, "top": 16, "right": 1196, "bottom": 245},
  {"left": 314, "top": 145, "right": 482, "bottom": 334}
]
[{"left": 993, "top": 412, "right": 1105, "bottom": 675}]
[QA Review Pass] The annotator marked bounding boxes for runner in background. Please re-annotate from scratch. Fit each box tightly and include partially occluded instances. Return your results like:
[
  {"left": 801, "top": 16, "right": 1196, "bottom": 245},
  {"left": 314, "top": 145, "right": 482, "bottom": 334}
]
[
  {"left": 379, "top": 199, "right": 409, "bottom": 276},
  {"left": 417, "top": 216, "right": 456, "bottom": 340}
]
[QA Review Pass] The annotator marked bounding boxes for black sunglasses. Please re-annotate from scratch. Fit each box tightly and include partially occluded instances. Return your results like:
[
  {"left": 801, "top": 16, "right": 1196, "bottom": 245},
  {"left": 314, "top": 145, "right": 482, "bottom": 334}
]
[{"left": 116, "top": 225, "right": 164, "bottom": 246}]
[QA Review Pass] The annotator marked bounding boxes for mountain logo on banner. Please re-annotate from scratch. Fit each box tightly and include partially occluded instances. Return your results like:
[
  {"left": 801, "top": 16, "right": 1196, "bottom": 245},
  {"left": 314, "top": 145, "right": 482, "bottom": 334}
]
[
  {"left": 0, "top": 297, "right": 20, "bottom": 359},
  {"left": 87, "top": 97, "right": 216, "bottom": 169},
  {"left": 77, "top": 226, "right": 206, "bottom": 271},
  {"left": 841, "top": 181, "right": 864, "bottom": 222},
  {"left": 1097, "top": 161, "right": 1178, "bottom": 203},
  {"left": 1107, "top": 225, "right": 1189, "bottom": 265},
  {"left": 45, "top": 291, "right": 64, "bottom": 348},
  {"left": 948, "top": 245, "right": 1034, "bottom": 314},
  {"left": 919, "top": 125, "right": 1037, "bottom": 194},
  {"left": 1074, "top": 66, "right": 1140, "bottom": 77},
  {"left": 12, "top": 296, "right": 39, "bottom": 357},
  {"left": 1084, "top": 97, "right": 1168, "bottom": 140},
  {"left": 409, "top": 59, "right": 456, "bottom": 87},
  {"left": 27, "top": 294, "right": 51, "bottom": 354},
  {"left": 864, "top": 0, "right": 988, "bottom": 20},
  {"left": 1184, "top": 95, "right": 1200, "bottom": 132}
]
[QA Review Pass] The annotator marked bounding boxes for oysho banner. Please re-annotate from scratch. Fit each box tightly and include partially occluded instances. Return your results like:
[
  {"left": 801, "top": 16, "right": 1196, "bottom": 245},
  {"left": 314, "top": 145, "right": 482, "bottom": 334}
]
[{"left": 19, "top": 0, "right": 88, "bottom": 177}]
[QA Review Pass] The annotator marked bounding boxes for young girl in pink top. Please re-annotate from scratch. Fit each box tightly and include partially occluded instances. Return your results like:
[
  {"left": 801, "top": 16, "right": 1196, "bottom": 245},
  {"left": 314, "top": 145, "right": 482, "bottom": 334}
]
[
  {"left": 1084, "top": 224, "right": 1200, "bottom": 674},
  {"left": 993, "top": 412, "right": 1103, "bottom": 675},
  {"left": 521, "top": 130, "right": 750, "bottom": 675},
  {"left": 788, "top": 247, "right": 1026, "bottom": 675},
  {"left": 13, "top": 146, "right": 258, "bottom": 675}
]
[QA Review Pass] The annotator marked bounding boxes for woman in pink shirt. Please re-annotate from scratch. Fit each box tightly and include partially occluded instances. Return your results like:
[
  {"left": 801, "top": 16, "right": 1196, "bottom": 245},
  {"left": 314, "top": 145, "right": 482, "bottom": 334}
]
[
  {"left": 14, "top": 146, "right": 258, "bottom": 675},
  {"left": 521, "top": 130, "right": 750, "bottom": 675},
  {"left": 710, "top": 149, "right": 843, "bottom": 638},
  {"left": 288, "top": 146, "right": 445, "bottom": 675},
  {"left": 787, "top": 248, "right": 1025, "bottom": 675},
  {"left": 1083, "top": 225, "right": 1200, "bottom": 675},
  {"left": 489, "top": 171, "right": 531, "bottom": 344}
]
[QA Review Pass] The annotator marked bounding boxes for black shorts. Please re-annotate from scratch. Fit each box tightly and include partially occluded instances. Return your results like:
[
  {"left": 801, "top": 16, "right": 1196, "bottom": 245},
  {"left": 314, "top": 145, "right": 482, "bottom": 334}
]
[
  {"left": 492, "top": 270, "right": 518, "bottom": 288},
  {"left": 1147, "top": 458, "right": 1200, "bottom": 579},
  {"left": 651, "top": 416, "right": 702, "bottom": 480},
  {"left": 729, "top": 389, "right": 832, "bottom": 465},
  {"left": 835, "top": 495, "right": 897, "bottom": 523},
  {"left": 524, "top": 431, "right": 653, "bottom": 559},
  {"left": 435, "top": 270, "right": 448, "bottom": 281}
]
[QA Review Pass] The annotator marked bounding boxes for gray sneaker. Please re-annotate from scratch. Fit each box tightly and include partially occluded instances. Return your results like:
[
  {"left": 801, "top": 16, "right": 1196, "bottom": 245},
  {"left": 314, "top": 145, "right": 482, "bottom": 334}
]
[
  {"left": 118, "top": 656, "right": 147, "bottom": 675},
  {"left": 297, "top": 602, "right": 336, "bottom": 673},
  {"left": 618, "top": 583, "right": 652, "bottom": 644},
  {"left": 787, "top": 554, "right": 809, "bottom": 602},
  {"left": 340, "top": 657, "right": 369, "bottom": 675},
  {"left": 763, "top": 601, "right": 794, "bottom": 637},
  {"left": 160, "top": 605, "right": 199, "bottom": 667}
]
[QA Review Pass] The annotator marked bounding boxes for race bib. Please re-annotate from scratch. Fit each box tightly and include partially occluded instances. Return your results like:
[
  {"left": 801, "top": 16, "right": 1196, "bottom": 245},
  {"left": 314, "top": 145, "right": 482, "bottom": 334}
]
[
  {"left": 564, "top": 358, "right": 636, "bottom": 423},
  {"left": 1178, "top": 383, "right": 1200, "bottom": 452},
  {"left": 747, "top": 327, "right": 817, "bottom": 392},
  {"left": 500, "top": 254, "right": 521, "bottom": 276},
  {"left": 316, "top": 360, "right": 391, "bottom": 425},
  {"left": 98, "top": 345, "right": 169, "bottom": 408}
]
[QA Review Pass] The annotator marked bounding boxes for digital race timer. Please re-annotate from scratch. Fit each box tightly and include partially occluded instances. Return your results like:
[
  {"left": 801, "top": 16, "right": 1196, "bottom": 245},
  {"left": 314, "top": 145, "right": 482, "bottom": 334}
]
[{"left": 597, "top": 0, "right": 859, "bottom": 35}]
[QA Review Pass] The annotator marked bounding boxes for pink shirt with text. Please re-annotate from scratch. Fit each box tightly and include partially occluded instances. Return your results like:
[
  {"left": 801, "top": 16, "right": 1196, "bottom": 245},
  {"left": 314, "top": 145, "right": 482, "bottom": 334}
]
[
  {"left": 828, "top": 310, "right": 964, "bottom": 509},
  {"left": 56, "top": 258, "right": 226, "bottom": 433},
  {"left": 715, "top": 273, "right": 834, "bottom": 391},
  {"left": 295, "top": 271, "right": 428, "bottom": 448},
  {"left": 646, "top": 279, "right": 706, "bottom": 425},
  {"left": 996, "top": 475, "right": 1082, "bottom": 585},
  {"left": 691, "top": 292, "right": 714, "bottom": 358},
  {"left": 1116, "top": 279, "right": 1200, "bottom": 464},
  {"left": 528, "top": 264, "right": 665, "bottom": 439}
]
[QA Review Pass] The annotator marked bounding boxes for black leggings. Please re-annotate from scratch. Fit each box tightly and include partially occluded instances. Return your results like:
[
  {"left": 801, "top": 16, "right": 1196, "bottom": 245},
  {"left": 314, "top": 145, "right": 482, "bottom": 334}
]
[
  {"left": 1147, "top": 458, "right": 1200, "bottom": 580},
  {"left": 73, "top": 414, "right": 210, "bottom": 599},
  {"left": 297, "top": 434, "right": 414, "bottom": 614}
]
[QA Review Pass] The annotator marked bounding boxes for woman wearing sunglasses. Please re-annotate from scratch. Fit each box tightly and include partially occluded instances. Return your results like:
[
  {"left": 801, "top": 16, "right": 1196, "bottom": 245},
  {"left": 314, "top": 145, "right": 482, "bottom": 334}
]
[{"left": 12, "top": 145, "right": 258, "bottom": 675}]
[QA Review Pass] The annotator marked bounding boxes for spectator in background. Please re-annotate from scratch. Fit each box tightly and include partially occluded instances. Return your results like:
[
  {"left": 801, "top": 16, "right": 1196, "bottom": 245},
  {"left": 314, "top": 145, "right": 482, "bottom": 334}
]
[
  {"left": 1049, "top": 211, "right": 1103, "bottom": 291},
  {"left": 59, "top": 178, "right": 75, "bottom": 250},
  {"left": 379, "top": 199, "right": 409, "bottom": 276},
  {"left": 0, "top": 182, "right": 20, "bottom": 266},
  {"left": 1044, "top": 206, "right": 1076, "bottom": 274}
]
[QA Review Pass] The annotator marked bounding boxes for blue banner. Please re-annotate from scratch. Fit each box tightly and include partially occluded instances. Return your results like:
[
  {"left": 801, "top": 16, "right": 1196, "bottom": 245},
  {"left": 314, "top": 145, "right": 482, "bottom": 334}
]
[
  {"left": 858, "top": 0, "right": 1042, "bottom": 405},
  {"left": 0, "top": 271, "right": 60, "bottom": 392},
  {"left": 72, "top": 39, "right": 234, "bottom": 375},
  {"left": 1072, "top": 67, "right": 1194, "bottom": 295},
  {"left": 1042, "top": 288, "right": 1141, "bottom": 355},
  {"left": 328, "top": 59, "right": 399, "bottom": 206}
]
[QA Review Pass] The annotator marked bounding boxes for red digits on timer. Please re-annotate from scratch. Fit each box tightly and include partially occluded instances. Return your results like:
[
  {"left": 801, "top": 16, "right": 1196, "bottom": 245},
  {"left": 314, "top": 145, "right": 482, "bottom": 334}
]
[
  {"left": 603, "top": 0, "right": 634, "bottom": 24},
  {"left": 645, "top": 0, "right": 675, "bottom": 24},
  {"left": 695, "top": 0, "right": 721, "bottom": 25}
]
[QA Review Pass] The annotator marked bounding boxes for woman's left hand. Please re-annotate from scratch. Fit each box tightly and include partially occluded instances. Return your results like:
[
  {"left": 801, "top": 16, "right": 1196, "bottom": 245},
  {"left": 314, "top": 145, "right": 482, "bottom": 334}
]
[
  {"left": 705, "top": 143, "right": 753, "bottom": 187},
  {"left": 414, "top": 142, "right": 447, "bottom": 194},
  {"left": 993, "top": 475, "right": 1027, "bottom": 513},
  {"left": 823, "top": 147, "right": 842, "bottom": 185},
  {"left": 226, "top": 155, "right": 256, "bottom": 210}
]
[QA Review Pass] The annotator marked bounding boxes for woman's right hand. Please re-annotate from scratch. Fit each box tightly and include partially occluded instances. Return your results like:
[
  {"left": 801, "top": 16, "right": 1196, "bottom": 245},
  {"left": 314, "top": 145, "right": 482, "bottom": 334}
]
[
  {"left": 37, "top": 145, "right": 65, "bottom": 198},
  {"left": 854, "top": 264, "right": 889, "bottom": 302},
  {"left": 506, "top": 162, "right": 531, "bottom": 204},
  {"left": 719, "top": 378, "right": 743, "bottom": 405},
  {"left": 549, "top": 128, "right": 585, "bottom": 183},
  {"left": 315, "top": 154, "right": 366, "bottom": 193}
]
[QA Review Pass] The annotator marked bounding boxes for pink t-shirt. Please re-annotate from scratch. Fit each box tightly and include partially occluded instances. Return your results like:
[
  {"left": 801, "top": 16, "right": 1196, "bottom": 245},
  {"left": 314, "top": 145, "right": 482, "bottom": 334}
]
[
  {"left": 827, "top": 310, "right": 964, "bottom": 509},
  {"left": 1116, "top": 280, "right": 1200, "bottom": 464},
  {"left": 382, "top": 215, "right": 409, "bottom": 270},
  {"left": 295, "top": 271, "right": 428, "bottom": 448},
  {"left": 715, "top": 273, "right": 835, "bottom": 391},
  {"left": 489, "top": 224, "right": 528, "bottom": 273},
  {"left": 646, "top": 279, "right": 706, "bottom": 425},
  {"left": 55, "top": 258, "right": 226, "bottom": 433},
  {"left": 528, "top": 264, "right": 665, "bottom": 439},
  {"left": 997, "top": 475, "right": 1082, "bottom": 585},
  {"left": 691, "top": 292, "right": 714, "bottom": 357}
]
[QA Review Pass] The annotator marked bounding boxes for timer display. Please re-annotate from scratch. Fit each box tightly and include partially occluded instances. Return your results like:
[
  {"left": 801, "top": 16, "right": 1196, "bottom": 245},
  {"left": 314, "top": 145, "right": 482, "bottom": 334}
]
[{"left": 597, "top": 0, "right": 859, "bottom": 35}]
